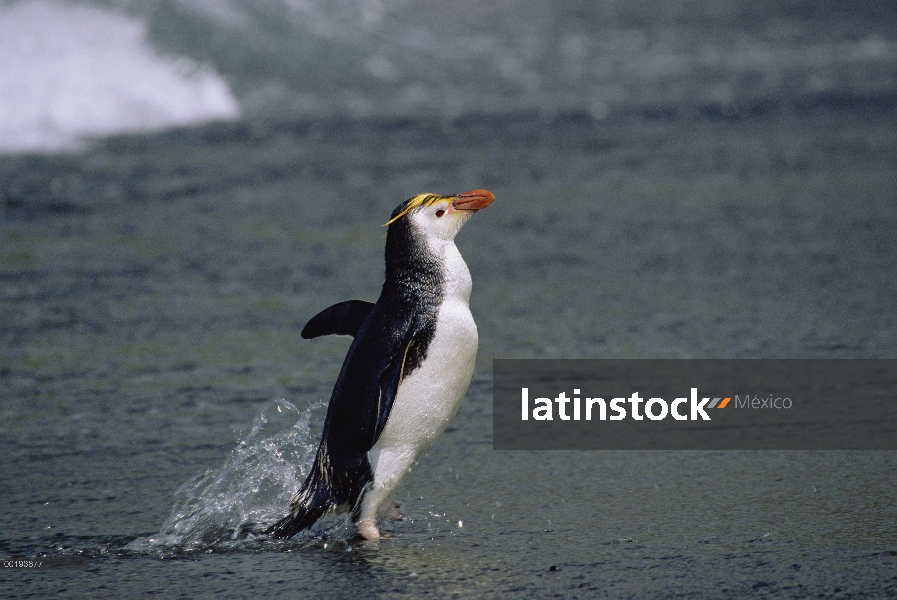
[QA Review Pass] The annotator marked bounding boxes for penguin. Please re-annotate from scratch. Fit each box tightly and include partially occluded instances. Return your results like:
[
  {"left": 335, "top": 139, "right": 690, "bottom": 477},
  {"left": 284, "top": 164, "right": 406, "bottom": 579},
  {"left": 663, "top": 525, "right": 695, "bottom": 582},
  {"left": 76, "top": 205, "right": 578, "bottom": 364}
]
[{"left": 267, "top": 188, "right": 495, "bottom": 540}]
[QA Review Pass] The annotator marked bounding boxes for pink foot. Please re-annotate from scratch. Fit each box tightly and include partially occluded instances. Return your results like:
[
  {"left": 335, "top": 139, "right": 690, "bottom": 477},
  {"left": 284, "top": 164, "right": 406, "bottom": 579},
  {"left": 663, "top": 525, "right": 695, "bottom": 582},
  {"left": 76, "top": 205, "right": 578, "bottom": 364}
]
[{"left": 355, "top": 519, "right": 381, "bottom": 540}]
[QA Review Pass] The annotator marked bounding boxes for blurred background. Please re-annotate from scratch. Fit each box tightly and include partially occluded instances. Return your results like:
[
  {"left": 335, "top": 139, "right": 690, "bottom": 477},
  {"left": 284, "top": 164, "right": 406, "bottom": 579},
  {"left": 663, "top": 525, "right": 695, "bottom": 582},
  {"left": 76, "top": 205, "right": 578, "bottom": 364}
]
[
  {"left": 2, "top": 0, "right": 897, "bottom": 151},
  {"left": 2, "top": 0, "right": 896, "bottom": 597}
]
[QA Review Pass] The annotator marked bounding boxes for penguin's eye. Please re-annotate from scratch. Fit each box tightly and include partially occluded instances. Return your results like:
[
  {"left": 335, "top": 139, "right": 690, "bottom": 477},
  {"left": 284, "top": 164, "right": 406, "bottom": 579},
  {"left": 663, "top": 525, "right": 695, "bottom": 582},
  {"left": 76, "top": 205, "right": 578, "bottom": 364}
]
[{"left": 435, "top": 209, "right": 445, "bottom": 217}]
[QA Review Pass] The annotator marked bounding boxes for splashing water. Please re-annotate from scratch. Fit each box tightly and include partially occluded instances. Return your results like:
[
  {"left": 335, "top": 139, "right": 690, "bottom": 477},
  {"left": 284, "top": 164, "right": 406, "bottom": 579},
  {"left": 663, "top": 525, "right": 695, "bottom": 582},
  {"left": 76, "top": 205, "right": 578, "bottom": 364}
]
[
  {"left": 0, "top": 0, "right": 240, "bottom": 154},
  {"left": 5, "top": 0, "right": 896, "bottom": 154},
  {"left": 128, "top": 398, "right": 328, "bottom": 553}
]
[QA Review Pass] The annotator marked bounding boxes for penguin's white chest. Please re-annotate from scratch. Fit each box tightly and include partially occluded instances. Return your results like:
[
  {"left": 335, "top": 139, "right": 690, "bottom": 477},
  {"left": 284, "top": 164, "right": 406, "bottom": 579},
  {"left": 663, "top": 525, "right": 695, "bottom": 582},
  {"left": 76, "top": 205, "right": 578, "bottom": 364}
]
[
  {"left": 369, "top": 242, "right": 478, "bottom": 469},
  {"left": 376, "top": 298, "right": 477, "bottom": 450},
  {"left": 360, "top": 295, "right": 477, "bottom": 519}
]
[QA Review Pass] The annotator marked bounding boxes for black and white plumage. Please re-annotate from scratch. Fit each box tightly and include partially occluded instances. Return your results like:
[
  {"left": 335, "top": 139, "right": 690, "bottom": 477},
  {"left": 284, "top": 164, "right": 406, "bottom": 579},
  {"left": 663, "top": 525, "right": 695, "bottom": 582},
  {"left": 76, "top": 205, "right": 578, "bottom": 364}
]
[{"left": 267, "top": 189, "right": 494, "bottom": 540}]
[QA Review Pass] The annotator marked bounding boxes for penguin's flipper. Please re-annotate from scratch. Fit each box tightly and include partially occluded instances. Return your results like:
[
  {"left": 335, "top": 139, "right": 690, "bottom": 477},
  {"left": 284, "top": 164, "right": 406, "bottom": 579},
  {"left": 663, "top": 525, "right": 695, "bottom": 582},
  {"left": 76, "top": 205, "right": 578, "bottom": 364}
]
[
  {"left": 372, "top": 330, "right": 427, "bottom": 445},
  {"left": 301, "top": 300, "right": 375, "bottom": 339}
]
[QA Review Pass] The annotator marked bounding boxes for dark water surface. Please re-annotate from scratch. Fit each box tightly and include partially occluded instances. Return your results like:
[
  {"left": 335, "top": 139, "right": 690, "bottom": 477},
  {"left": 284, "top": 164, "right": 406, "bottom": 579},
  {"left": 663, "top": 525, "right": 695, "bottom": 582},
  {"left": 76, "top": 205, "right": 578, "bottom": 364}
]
[{"left": 2, "top": 103, "right": 896, "bottom": 597}]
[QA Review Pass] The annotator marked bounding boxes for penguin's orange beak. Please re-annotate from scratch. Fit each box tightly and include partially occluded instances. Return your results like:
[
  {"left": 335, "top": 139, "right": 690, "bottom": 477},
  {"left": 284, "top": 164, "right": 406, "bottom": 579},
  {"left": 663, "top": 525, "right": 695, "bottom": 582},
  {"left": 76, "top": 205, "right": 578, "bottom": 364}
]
[{"left": 452, "top": 189, "right": 495, "bottom": 211}]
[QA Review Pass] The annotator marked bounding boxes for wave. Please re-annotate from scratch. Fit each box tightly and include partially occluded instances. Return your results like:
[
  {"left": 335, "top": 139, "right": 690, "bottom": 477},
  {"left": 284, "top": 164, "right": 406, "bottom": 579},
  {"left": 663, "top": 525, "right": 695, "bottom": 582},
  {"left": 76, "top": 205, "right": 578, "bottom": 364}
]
[
  {"left": 3, "top": 0, "right": 896, "bottom": 154},
  {"left": 0, "top": 0, "right": 240, "bottom": 154}
]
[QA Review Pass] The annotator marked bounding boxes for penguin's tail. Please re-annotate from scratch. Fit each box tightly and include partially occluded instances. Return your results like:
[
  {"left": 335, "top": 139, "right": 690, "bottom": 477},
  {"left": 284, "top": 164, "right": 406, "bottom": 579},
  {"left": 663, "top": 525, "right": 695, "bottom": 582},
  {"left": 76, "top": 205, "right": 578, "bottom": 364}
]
[
  {"left": 266, "top": 448, "right": 373, "bottom": 540},
  {"left": 265, "top": 468, "right": 335, "bottom": 540}
]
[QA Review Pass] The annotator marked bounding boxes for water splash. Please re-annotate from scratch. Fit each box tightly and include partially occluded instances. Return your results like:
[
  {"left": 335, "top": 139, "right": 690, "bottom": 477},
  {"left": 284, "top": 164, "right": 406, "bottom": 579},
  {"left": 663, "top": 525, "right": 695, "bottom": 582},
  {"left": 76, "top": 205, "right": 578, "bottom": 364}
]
[
  {"left": 6, "top": 0, "right": 894, "bottom": 155},
  {"left": 128, "top": 398, "right": 326, "bottom": 553},
  {"left": 0, "top": 0, "right": 240, "bottom": 154}
]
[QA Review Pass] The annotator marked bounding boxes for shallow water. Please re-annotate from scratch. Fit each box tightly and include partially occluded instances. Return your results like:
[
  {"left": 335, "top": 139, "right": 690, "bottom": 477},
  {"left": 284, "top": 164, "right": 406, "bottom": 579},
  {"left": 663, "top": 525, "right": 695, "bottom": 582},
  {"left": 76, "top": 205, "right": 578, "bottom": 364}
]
[{"left": 2, "top": 104, "right": 896, "bottom": 597}]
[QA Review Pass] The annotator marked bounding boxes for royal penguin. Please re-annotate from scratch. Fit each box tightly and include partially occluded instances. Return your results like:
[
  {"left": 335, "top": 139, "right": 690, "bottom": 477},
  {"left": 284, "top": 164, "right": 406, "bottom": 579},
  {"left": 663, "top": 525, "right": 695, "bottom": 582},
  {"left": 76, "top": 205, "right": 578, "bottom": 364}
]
[{"left": 267, "top": 189, "right": 495, "bottom": 540}]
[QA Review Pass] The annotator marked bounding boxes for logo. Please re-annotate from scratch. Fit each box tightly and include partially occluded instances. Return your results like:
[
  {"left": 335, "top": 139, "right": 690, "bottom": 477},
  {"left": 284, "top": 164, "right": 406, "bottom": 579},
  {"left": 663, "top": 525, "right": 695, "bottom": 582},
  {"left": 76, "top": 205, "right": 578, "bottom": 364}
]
[
  {"left": 520, "top": 388, "right": 735, "bottom": 421},
  {"left": 494, "top": 359, "right": 891, "bottom": 450}
]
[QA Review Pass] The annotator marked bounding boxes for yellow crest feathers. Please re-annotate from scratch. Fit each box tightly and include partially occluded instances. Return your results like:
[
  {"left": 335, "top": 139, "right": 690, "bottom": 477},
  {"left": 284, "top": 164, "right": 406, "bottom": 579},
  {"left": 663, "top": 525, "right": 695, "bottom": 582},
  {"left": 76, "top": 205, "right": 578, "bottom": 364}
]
[{"left": 383, "top": 193, "right": 451, "bottom": 226}]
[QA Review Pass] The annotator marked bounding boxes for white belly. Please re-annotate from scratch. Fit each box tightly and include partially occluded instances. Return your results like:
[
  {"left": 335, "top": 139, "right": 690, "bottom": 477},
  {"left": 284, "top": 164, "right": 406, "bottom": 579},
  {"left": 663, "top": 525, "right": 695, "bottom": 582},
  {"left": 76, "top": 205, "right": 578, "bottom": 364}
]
[
  {"left": 361, "top": 298, "right": 478, "bottom": 516},
  {"left": 359, "top": 237, "right": 477, "bottom": 520},
  {"left": 376, "top": 299, "right": 477, "bottom": 452}
]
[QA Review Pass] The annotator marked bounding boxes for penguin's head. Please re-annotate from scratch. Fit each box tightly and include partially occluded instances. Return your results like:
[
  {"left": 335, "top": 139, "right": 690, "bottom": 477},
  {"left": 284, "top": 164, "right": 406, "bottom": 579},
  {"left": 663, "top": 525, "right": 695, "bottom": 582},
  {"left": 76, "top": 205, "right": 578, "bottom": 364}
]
[{"left": 385, "top": 189, "right": 495, "bottom": 242}]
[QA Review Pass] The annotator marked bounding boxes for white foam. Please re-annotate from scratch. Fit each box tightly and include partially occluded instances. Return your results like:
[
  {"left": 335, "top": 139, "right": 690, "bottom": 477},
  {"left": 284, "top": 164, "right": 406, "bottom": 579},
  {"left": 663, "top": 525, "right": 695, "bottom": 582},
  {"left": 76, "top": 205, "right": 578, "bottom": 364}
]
[{"left": 0, "top": 0, "right": 241, "bottom": 154}]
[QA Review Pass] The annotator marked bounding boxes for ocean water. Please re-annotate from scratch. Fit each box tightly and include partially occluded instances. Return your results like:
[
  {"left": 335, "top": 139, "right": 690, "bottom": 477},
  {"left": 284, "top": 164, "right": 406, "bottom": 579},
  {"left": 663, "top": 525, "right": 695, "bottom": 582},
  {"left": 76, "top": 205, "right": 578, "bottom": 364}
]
[
  {"left": 3, "top": 0, "right": 897, "bottom": 152},
  {"left": 2, "top": 1, "right": 897, "bottom": 597}
]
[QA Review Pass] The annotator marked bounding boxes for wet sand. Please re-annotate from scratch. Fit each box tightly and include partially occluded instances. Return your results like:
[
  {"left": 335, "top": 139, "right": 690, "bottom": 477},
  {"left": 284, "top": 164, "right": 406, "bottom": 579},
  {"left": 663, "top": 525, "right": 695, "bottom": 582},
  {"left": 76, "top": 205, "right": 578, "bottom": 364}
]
[{"left": 2, "top": 103, "right": 896, "bottom": 596}]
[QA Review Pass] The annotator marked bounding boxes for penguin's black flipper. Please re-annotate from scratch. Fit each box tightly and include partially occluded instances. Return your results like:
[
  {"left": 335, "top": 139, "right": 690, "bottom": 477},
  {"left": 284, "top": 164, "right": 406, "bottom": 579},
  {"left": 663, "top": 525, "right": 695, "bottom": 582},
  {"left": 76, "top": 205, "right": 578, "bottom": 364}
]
[{"left": 301, "top": 300, "right": 375, "bottom": 339}]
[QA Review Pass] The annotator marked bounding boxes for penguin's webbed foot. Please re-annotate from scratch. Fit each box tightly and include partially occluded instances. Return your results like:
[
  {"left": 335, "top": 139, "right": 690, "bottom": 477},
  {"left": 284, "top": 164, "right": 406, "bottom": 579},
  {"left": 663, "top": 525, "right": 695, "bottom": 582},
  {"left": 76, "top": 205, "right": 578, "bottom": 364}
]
[{"left": 355, "top": 518, "right": 381, "bottom": 540}]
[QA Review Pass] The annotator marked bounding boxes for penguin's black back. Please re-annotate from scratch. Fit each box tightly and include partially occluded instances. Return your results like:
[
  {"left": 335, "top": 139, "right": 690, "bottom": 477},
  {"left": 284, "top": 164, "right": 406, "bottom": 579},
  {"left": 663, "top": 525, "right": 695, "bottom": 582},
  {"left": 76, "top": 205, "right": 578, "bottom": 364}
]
[{"left": 321, "top": 212, "right": 443, "bottom": 457}]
